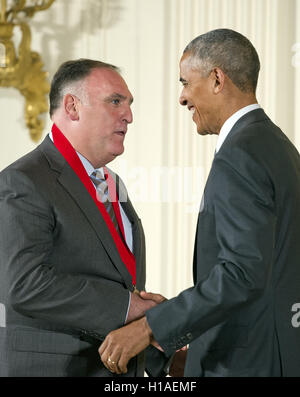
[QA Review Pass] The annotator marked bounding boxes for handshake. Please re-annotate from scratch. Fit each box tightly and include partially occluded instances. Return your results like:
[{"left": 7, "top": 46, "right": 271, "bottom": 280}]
[{"left": 98, "top": 291, "right": 187, "bottom": 376}]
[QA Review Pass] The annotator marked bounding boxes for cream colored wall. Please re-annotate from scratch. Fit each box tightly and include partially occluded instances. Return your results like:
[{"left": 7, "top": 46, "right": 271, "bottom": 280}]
[{"left": 0, "top": 0, "right": 299, "bottom": 300}]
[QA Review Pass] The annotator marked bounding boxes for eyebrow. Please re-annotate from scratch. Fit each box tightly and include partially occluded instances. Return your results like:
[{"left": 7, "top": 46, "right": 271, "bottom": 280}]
[
  {"left": 105, "top": 93, "right": 134, "bottom": 104},
  {"left": 179, "top": 77, "right": 186, "bottom": 83}
]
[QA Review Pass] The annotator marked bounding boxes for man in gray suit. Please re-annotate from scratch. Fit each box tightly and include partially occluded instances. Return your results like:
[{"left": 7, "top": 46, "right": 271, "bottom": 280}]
[
  {"left": 99, "top": 29, "right": 300, "bottom": 376},
  {"left": 0, "top": 59, "right": 165, "bottom": 377}
]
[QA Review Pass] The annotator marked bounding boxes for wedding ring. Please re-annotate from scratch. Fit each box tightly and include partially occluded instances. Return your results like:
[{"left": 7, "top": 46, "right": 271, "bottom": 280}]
[
  {"left": 133, "top": 286, "right": 140, "bottom": 295},
  {"left": 107, "top": 357, "right": 116, "bottom": 366}
]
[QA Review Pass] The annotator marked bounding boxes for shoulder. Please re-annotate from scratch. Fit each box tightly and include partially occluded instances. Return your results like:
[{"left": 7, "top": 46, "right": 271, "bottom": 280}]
[
  {"left": 211, "top": 116, "right": 277, "bottom": 201},
  {"left": 0, "top": 137, "right": 53, "bottom": 178},
  {"left": 223, "top": 110, "right": 296, "bottom": 160},
  {"left": 216, "top": 110, "right": 299, "bottom": 182},
  {"left": 0, "top": 137, "right": 58, "bottom": 199}
]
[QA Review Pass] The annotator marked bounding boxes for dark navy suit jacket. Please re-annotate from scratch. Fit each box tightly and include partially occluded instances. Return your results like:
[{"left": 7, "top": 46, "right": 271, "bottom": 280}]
[{"left": 147, "top": 109, "right": 300, "bottom": 376}]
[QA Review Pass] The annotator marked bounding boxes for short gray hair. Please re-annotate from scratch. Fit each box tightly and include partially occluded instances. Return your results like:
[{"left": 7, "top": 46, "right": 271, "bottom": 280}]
[{"left": 184, "top": 29, "right": 260, "bottom": 93}]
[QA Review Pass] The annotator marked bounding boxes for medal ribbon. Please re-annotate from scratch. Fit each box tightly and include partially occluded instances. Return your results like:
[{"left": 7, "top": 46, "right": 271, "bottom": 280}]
[{"left": 51, "top": 123, "right": 136, "bottom": 286}]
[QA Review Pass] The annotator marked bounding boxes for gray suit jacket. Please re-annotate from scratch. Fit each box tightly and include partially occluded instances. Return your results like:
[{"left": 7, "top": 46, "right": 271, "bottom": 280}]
[
  {"left": 0, "top": 136, "right": 164, "bottom": 377},
  {"left": 146, "top": 109, "right": 300, "bottom": 376}
]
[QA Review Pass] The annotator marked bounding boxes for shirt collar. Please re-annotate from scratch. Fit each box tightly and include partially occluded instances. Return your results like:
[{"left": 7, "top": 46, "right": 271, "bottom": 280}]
[
  {"left": 48, "top": 131, "right": 104, "bottom": 179},
  {"left": 216, "top": 104, "right": 261, "bottom": 153}
]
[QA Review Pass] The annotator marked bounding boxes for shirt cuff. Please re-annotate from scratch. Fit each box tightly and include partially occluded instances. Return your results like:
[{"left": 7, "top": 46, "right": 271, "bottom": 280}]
[{"left": 124, "top": 290, "right": 131, "bottom": 324}]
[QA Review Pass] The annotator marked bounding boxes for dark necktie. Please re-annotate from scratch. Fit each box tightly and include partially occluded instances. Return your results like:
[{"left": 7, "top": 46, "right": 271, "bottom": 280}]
[{"left": 90, "top": 170, "right": 121, "bottom": 236}]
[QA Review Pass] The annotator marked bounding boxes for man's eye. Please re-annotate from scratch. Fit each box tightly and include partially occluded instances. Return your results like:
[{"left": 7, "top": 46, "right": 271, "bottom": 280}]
[{"left": 112, "top": 99, "right": 120, "bottom": 105}]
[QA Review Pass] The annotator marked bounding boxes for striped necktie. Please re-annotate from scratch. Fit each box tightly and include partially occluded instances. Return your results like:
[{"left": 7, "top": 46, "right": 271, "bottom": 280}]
[{"left": 90, "top": 170, "right": 121, "bottom": 236}]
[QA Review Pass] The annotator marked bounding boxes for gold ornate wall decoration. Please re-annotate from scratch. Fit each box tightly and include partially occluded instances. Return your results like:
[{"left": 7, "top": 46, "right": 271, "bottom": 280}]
[{"left": 0, "top": 0, "right": 55, "bottom": 142}]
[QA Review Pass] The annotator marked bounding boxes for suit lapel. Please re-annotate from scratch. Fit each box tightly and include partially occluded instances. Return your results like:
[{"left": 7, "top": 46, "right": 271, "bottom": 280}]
[
  {"left": 107, "top": 168, "right": 144, "bottom": 288},
  {"left": 106, "top": 167, "right": 141, "bottom": 260},
  {"left": 120, "top": 199, "right": 141, "bottom": 259},
  {"left": 39, "top": 137, "right": 134, "bottom": 288},
  {"left": 119, "top": 197, "right": 144, "bottom": 289},
  {"left": 193, "top": 109, "right": 270, "bottom": 283}
]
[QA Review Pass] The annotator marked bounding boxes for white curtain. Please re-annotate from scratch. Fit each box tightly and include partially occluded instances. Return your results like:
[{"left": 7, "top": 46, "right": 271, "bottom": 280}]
[{"left": 0, "top": 0, "right": 299, "bottom": 299}]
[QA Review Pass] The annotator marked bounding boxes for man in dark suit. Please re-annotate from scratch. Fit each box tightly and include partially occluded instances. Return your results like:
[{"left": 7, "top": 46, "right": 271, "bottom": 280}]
[
  {"left": 99, "top": 29, "right": 300, "bottom": 377},
  {"left": 0, "top": 59, "right": 165, "bottom": 377}
]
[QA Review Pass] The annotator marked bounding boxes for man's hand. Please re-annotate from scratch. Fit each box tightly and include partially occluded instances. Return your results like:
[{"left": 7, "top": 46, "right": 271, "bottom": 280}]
[
  {"left": 139, "top": 290, "right": 166, "bottom": 304},
  {"left": 126, "top": 291, "right": 167, "bottom": 324},
  {"left": 99, "top": 316, "right": 155, "bottom": 374}
]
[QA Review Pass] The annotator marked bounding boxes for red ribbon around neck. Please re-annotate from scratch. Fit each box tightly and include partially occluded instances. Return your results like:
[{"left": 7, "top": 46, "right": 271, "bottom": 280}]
[{"left": 51, "top": 123, "right": 136, "bottom": 286}]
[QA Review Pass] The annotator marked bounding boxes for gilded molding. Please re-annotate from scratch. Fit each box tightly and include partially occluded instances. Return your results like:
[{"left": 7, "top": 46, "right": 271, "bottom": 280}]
[{"left": 0, "top": 0, "right": 55, "bottom": 142}]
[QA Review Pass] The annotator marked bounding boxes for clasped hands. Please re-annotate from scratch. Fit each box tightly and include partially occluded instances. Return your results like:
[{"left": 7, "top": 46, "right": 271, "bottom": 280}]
[{"left": 99, "top": 291, "right": 165, "bottom": 374}]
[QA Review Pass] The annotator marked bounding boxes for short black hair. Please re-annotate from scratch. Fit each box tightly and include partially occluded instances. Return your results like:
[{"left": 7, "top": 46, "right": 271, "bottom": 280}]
[{"left": 49, "top": 59, "right": 120, "bottom": 116}]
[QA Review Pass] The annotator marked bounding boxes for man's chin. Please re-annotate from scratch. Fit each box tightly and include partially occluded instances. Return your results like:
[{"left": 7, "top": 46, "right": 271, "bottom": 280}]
[
  {"left": 196, "top": 128, "right": 209, "bottom": 136},
  {"left": 196, "top": 127, "right": 217, "bottom": 136},
  {"left": 111, "top": 146, "right": 125, "bottom": 158}
]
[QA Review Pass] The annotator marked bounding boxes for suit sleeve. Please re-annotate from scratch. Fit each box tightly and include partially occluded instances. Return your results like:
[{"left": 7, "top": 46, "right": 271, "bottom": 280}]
[
  {"left": 146, "top": 149, "right": 276, "bottom": 356},
  {"left": 0, "top": 169, "right": 130, "bottom": 339}
]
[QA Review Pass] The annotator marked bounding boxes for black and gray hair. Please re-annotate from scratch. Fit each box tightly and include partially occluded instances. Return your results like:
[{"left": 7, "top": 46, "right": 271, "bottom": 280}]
[
  {"left": 49, "top": 59, "right": 120, "bottom": 116},
  {"left": 184, "top": 29, "right": 260, "bottom": 93}
]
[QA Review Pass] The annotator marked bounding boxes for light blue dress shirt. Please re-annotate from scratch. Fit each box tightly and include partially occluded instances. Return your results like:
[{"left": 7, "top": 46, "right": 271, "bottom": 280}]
[
  {"left": 48, "top": 132, "right": 133, "bottom": 321},
  {"left": 49, "top": 132, "right": 133, "bottom": 252},
  {"left": 75, "top": 151, "right": 133, "bottom": 253}
]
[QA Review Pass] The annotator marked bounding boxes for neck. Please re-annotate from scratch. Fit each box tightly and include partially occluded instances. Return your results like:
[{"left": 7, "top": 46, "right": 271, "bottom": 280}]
[
  {"left": 51, "top": 120, "right": 111, "bottom": 169},
  {"left": 217, "top": 93, "right": 258, "bottom": 134}
]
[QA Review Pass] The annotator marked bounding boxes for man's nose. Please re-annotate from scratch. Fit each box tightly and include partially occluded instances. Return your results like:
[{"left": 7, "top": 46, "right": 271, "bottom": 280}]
[
  {"left": 123, "top": 106, "right": 133, "bottom": 124},
  {"left": 179, "top": 92, "right": 188, "bottom": 106}
]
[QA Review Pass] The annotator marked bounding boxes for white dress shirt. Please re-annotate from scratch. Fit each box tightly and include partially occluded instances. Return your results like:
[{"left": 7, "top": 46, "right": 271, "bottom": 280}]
[{"left": 216, "top": 104, "right": 261, "bottom": 153}]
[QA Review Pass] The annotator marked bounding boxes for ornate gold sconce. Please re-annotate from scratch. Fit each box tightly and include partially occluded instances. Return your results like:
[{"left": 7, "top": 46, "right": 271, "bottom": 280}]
[{"left": 0, "top": 0, "right": 55, "bottom": 142}]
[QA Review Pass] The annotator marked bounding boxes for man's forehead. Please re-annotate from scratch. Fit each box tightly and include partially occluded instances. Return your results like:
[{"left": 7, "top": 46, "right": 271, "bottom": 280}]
[
  {"left": 179, "top": 53, "right": 205, "bottom": 80},
  {"left": 87, "top": 68, "right": 123, "bottom": 86},
  {"left": 179, "top": 52, "right": 196, "bottom": 71},
  {"left": 180, "top": 51, "right": 193, "bottom": 64},
  {"left": 86, "top": 68, "right": 132, "bottom": 98}
]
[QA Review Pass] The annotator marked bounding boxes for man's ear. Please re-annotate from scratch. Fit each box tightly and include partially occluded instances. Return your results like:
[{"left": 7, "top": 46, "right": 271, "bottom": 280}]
[
  {"left": 64, "top": 94, "right": 80, "bottom": 121},
  {"left": 211, "top": 67, "right": 225, "bottom": 94}
]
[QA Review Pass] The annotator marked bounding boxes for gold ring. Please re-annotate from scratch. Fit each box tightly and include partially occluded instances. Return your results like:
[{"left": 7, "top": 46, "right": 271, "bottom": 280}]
[{"left": 107, "top": 357, "right": 116, "bottom": 366}]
